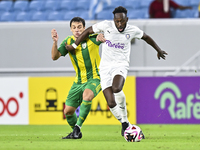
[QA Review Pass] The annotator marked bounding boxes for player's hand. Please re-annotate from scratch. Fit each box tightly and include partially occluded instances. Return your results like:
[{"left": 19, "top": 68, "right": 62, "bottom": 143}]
[
  {"left": 157, "top": 50, "right": 168, "bottom": 60},
  {"left": 96, "top": 33, "right": 106, "bottom": 43},
  {"left": 64, "top": 43, "right": 75, "bottom": 51},
  {"left": 51, "top": 29, "right": 59, "bottom": 42},
  {"left": 65, "top": 42, "right": 76, "bottom": 55}
]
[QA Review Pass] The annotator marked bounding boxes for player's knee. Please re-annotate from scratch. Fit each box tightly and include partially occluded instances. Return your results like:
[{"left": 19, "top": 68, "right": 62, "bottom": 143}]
[
  {"left": 64, "top": 108, "right": 74, "bottom": 116},
  {"left": 112, "top": 86, "right": 122, "bottom": 93},
  {"left": 83, "top": 89, "right": 94, "bottom": 101},
  {"left": 83, "top": 95, "right": 93, "bottom": 101},
  {"left": 107, "top": 101, "right": 116, "bottom": 108}
]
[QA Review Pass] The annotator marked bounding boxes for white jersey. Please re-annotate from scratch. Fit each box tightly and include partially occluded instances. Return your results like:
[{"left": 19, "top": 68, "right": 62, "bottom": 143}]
[{"left": 92, "top": 20, "right": 144, "bottom": 70}]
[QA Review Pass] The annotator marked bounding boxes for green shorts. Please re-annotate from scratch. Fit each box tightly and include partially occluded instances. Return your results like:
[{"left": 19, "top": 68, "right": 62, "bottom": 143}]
[{"left": 65, "top": 78, "right": 101, "bottom": 108}]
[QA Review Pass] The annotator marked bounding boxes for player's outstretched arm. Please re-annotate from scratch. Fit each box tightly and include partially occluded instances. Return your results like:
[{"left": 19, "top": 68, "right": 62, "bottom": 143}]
[
  {"left": 141, "top": 32, "right": 168, "bottom": 60},
  {"left": 96, "top": 33, "right": 106, "bottom": 43},
  {"left": 65, "top": 26, "right": 94, "bottom": 51},
  {"left": 75, "top": 26, "right": 95, "bottom": 45},
  {"left": 51, "top": 29, "right": 61, "bottom": 60}
]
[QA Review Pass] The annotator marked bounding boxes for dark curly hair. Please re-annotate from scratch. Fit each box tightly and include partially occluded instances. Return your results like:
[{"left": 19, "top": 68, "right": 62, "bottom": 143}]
[
  {"left": 70, "top": 17, "right": 85, "bottom": 27},
  {"left": 112, "top": 6, "right": 128, "bottom": 16}
]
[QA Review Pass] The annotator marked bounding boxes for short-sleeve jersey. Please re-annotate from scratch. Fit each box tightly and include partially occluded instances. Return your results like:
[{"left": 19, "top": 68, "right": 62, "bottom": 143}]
[
  {"left": 92, "top": 20, "right": 143, "bottom": 69},
  {"left": 58, "top": 34, "right": 101, "bottom": 84}
]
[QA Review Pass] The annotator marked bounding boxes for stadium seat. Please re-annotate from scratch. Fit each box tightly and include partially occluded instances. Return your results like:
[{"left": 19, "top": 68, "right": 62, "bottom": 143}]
[
  {"left": 190, "top": 0, "right": 200, "bottom": 6},
  {"left": 13, "top": 1, "right": 29, "bottom": 13},
  {"left": 142, "top": 7, "right": 150, "bottom": 19},
  {"left": 174, "top": 9, "right": 194, "bottom": 18},
  {"left": 63, "top": 11, "right": 79, "bottom": 20},
  {"left": 190, "top": 9, "right": 199, "bottom": 18},
  {"left": 60, "top": 0, "right": 77, "bottom": 12},
  {"left": 124, "top": 0, "right": 141, "bottom": 11},
  {"left": 0, "top": 1, "right": 13, "bottom": 12},
  {"left": 76, "top": 0, "right": 90, "bottom": 11},
  {"left": 96, "top": 10, "right": 113, "bottom": 20},
  {"left": 31, "top": 0, "right": 51, "bottom": 1},
  {"left": 140, "top": 0, "right": 154, "bottom": 8},
  {"left": 73, "top": 9, "right": 87, "bottom": 18},
  {"left": 0, "top": 12, "right": 15, "bottom": 22},
  {"left": 29, "top": 1, "right": 45, "bottom": 12},
  {"left": 79, "top": 11, "right": 90, "bottom": 20},
  {"left": 31, "top": 11, "right": 47, "bottom": 21},
  {"left": 47, "top": 11, "right": 64, "bottom": 21},
  {"left": 174, "top": 0, "right": 190, "bottom": 6},
  {"left": 15, "top": 12, "right": 31, "bottom": 21},
  {"left": 103, "top": 0, "right": 125, "bottom": 10},
  {"left": 173, "top": 0, "right": 199, "bottom": 19},
  {"left": 128, "top": 9, "right": 145, "bottom": 19},
  {"left": 44, "top": 0, "right": 60, "bottom": 11}
]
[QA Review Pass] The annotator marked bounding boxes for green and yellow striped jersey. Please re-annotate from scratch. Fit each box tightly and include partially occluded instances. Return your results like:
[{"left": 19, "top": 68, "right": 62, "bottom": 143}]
[{"left": 58, "top": 34, "right": 101, "bottom": 84}]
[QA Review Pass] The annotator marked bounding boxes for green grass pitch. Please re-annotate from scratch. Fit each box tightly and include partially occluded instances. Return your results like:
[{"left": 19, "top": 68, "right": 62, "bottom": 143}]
[{"left": 0, "top": 124, "right": 199, "bottom": 150}]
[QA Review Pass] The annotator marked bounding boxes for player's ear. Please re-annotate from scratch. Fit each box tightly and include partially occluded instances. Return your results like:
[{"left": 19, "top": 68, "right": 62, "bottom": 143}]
[{"left": 126, "top": 17, "right": 129, "bottom": 22}]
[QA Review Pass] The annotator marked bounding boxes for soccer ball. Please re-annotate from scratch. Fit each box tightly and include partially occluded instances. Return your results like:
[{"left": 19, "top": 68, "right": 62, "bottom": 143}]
[{"left": 124, "top": 125, "right": 143, "bottom": 142}]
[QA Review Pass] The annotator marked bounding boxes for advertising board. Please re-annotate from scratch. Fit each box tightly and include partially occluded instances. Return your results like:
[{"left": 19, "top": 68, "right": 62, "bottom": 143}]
[
  {"left": 136, "top": 77, "right": 200, "bottom": 124},
  {"left": 0, "top": 77, "right": 28, "bottom": 124},
  {"left": 29, "top": 76, "right": 136, "bottom": 125}
]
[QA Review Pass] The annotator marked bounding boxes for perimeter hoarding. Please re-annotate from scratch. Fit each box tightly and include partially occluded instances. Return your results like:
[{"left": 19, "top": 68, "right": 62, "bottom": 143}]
[
  {"left": 136, "top": 77, "right": 200, "bottom": 124},
  {"left": 29, "top": 76, "right": 136, "bottom": 125},
  {"left": 0, "top": 77, "right": 29, "bottom": 124}
]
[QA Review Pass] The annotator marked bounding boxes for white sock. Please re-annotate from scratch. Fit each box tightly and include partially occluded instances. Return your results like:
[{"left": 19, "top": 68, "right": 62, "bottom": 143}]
[
  {"left": 75, "top": 124, "right": 81, "bottom": 129},
  {"left": 109, "top": 105, "right": 122, "bottom": 123},
  {"left": 114, "top": 90, "right": 129, "bottom": 123}
]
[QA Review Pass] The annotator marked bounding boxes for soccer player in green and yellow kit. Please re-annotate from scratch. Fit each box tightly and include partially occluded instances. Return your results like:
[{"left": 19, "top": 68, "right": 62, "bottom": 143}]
[{"left": 51, "top": 17, "right": 102, "bottom": 139}]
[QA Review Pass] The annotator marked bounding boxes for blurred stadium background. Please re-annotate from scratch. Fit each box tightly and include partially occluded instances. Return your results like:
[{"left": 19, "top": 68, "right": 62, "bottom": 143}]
[{"left": 0, "top": 0, "right": 199, "bottom": 21}]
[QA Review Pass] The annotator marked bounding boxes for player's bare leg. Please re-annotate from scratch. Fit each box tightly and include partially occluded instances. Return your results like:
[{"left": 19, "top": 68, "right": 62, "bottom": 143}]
[{"left": 103, "top": 87, "right": 122, "bottom": 123}]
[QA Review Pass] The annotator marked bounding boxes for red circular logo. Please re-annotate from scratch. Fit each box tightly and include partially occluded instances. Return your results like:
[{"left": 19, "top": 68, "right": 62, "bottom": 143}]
[{"left": 0, "top": 97, "right": 19, "bottom": 116}]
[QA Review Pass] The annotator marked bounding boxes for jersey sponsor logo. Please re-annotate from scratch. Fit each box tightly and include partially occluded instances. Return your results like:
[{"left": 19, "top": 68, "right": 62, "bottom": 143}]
[
  {"left": 126, "top": 34, "right": 130, "bottom": 39},
  {"left": 105, "top": 40, "right": 125, "bottom": 49},
  {"left": 82, "top": 43, "right": 87, "bottom": 49},
  {"left": 107, "top": 30, "right": 110, "bottom": 33}
]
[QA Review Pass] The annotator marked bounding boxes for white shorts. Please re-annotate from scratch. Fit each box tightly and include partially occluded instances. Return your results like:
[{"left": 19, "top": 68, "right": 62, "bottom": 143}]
[{"left": 100, "top": 66, "right": 128, "bottom": 91}]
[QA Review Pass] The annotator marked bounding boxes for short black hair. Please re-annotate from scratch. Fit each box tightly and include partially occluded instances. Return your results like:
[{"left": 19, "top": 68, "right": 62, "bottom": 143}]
[
  {"left": 70, "top": 17, "right": 85, "bottom": 27},
  {"left": 112, "top": 6, "right": 127, "bottom": 16}
]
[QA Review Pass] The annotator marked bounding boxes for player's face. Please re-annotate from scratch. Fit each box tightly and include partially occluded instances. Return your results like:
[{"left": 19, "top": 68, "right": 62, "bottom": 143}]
[
  {"left": 114, "top": 13, "right": 128, "bottom": 33},
  {"left": 70, "top": 21, "right": 85, "bottom": 39}
]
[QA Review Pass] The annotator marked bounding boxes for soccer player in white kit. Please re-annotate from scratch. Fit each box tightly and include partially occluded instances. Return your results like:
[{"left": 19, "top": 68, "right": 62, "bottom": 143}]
[{"left": 65, "top": 6, "right": 168, "bottom": 137}]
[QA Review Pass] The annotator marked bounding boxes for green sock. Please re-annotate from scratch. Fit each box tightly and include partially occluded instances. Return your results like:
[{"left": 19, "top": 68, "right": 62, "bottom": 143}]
[
  {"left": 77, "top": 100, "right": 92, "bottom": 127},
  {"left": 65, "top": 112, "right": 77, "bottom": 129}
]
